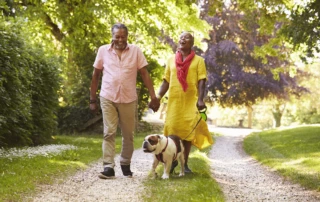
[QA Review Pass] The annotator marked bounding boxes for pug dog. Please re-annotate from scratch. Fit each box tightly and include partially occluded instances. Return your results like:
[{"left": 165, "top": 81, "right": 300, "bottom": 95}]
[{"left": 142, "top": 134, "right": 185, "bottom": 179}]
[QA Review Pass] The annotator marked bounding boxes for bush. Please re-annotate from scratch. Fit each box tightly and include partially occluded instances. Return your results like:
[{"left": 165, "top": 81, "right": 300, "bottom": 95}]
[{"left": 0, "top": 18, "right": 61, "bottom": 147}]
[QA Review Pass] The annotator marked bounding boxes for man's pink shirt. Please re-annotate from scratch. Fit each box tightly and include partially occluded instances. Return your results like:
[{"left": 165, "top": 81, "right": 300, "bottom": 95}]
[{"left": 93, "top": 44, "right": 148, "bottom": 103}]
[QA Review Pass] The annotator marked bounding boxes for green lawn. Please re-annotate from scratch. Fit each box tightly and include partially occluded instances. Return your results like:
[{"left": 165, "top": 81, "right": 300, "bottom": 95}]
[
  {"left": 142, "top": 146, "right": 225, "bottom": 202},
  {"left": 243, "top": 125, "right": 320, "bottom": 191}
]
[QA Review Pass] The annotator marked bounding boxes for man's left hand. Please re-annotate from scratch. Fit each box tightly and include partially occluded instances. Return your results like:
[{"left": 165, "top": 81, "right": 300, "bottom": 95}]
[{"left": 148, "top": 97, "right": 160, "bottom": 112}]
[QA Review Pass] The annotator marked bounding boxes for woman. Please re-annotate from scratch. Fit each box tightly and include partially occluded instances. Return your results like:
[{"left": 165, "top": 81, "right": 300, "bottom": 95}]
[{"left": 156, "top": 31, "right": 213, "bottom": 173}]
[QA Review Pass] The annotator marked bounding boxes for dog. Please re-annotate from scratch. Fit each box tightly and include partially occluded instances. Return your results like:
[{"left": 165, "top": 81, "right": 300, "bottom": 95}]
[{"left": 142, "top": 134, "right": 185, "bottom": 179}]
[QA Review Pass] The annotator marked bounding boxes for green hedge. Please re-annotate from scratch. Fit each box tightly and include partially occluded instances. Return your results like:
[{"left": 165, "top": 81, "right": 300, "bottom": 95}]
[{"left": 0, "top": 18, "right": 61, "bottom": 147}]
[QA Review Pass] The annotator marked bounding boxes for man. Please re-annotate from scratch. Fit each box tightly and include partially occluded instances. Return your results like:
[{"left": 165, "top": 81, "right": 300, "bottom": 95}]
[{"left": 90, "top": 23, "right": 160, "bottom": 179}]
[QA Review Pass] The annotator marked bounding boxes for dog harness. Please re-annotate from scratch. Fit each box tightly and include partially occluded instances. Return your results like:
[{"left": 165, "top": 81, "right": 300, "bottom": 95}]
[{"left": 155, "top": 135, "right": 181, "bottom": 163}]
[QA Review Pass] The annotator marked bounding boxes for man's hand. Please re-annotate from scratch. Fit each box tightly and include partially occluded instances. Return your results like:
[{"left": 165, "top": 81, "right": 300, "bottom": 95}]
[
  {"left": 90, "top": 102, "right": 100, "bottom": 115},
  {"left": 148, "top": 97, "right": 160, "bottom": 112}
]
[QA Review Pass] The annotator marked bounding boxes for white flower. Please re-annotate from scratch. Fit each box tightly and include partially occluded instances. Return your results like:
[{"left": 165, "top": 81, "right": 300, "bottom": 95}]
[{"left": 0, "top": 144, "right": 78, "bottom": 158}]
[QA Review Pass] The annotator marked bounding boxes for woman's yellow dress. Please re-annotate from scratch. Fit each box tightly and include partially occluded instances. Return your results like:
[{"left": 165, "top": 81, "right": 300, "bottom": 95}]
[{"left": 163, "top": 55, "right": 214, "bottom": 150}]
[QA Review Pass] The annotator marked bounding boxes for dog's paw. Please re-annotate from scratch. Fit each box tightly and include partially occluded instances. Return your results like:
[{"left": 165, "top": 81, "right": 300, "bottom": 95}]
[
  {"left": 179, "top": 173, "right": 185, "bottom": 177},
  {"left": 161, "top": 174, "right": 169, "bottom": 179}
]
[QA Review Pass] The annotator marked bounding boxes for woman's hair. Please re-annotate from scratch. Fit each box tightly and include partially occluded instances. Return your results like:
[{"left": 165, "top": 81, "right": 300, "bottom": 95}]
[{"left": 111, "top": 23, "right": 128, "bottom": 35}]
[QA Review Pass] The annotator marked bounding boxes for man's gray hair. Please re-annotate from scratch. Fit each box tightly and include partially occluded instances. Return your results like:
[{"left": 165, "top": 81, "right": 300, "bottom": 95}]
[{"left": 111, "top": 23, "right": 128, "bottom": 35}]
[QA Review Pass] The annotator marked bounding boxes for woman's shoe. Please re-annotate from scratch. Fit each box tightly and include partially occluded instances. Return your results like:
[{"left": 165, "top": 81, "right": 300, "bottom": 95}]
[
  {"left": 184, "top": 164, "right": 193, "bottom": 173},
  {"left": 170, "top": 160, "right": 178, "bottom": 174}
]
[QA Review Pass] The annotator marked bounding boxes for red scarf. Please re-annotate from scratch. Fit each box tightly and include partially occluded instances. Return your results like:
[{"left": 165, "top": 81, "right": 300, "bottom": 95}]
[{"left": 175, "top": 50, "right": 195, "bottom": 92}]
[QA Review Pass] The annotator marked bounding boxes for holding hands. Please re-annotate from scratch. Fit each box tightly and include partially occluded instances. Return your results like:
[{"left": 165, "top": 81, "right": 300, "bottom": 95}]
[{"left": 148, "top": 97, "right": 160, "bottom": 112}]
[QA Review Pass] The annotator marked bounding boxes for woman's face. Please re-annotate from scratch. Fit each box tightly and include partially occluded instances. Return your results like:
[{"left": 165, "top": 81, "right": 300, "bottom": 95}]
[
  {"left": 112, "top": 28, "right": 128, "bottom": 50},
  {"left": 178, "top": 32, "right": 194, "bottom": 50}
]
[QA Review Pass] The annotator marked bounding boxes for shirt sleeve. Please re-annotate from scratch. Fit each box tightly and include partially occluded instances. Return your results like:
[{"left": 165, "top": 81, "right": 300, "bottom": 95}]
[
  {"left": 197, "top": 57, "right": 207, "bottom": 81},
  {"left": 93, "top": 46, "right": 104, "bottom": 69},
  {"left": 136, "top": 47, "right": 148, "bottom": 69}
]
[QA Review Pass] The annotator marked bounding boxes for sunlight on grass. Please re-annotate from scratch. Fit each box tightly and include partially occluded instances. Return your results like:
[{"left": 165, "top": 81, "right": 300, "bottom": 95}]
[
  {"left": 244, "top": 125, "right": 320, "bottom": 191},
  {"left": 48, "top": 159, "right": 87, "bottom": 168},
  {"left": 142, "top": 146, "right": 224, "bottom": 202}
]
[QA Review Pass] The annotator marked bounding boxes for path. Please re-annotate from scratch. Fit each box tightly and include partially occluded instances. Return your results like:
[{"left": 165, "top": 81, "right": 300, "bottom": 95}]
[
  {"left": 28, "top": 149, "right": 154, "bottom": 202},
  {"left": 28, "top": 114, "right": 320, "bottom": 201},
  {"left": 208, "top": 127, "right": 320, "bottom": 202}
]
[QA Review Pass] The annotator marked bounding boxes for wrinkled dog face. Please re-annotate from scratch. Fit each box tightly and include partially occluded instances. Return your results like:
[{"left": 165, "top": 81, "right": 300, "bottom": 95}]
[{"left": 142, "top": 135, "right": 161, "bottom": 153}]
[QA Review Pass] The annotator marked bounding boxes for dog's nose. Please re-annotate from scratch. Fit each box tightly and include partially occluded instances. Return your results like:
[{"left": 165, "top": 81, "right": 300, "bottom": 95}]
[{"left": 142, "top": 141, "right": 148, "bottom": 149}]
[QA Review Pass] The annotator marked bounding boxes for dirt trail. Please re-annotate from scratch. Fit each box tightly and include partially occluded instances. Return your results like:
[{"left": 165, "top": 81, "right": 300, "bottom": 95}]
[
  {"left": 28, "top": 123, "right": 320, "bottom": 202},
  {"left": 208, "top": 127, "right": 320, "bottom": 202}
]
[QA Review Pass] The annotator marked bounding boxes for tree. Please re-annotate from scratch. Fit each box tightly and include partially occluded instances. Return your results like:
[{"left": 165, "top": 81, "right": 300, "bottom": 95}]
[
  {"left": 198, "top": 2, "right": 308, "bottom": 127},
  {"left": 282, "top": 0, "right": 320, "bottom": 60},
  {"left": 5, "top": 0, "right": 211, "bottom": 132}
]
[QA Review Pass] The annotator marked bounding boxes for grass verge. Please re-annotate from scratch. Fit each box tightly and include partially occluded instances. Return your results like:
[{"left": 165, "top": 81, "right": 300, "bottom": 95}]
[
  {"left": 0, "top": 134, "right": 144, "bottom": 202},
  {"left": 243, "top": 125, "right": 320, "bottom": 191},
  {"left": 142, "top": 146, "right": 225, "bottom": 202}
]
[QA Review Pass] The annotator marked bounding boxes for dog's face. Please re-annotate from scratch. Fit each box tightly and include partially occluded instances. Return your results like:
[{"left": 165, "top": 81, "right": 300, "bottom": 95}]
[{"left": 142, "top": 134, "right": 162, "bottom": 153}]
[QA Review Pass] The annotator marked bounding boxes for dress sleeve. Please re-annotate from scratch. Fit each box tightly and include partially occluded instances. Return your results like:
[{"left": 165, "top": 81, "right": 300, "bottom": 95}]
[
  {"left": 197, "top": 57, "right": 207, "bottom": 81},
  {"left": 164, "top": 57, "right": 172, "bottom": 83}
]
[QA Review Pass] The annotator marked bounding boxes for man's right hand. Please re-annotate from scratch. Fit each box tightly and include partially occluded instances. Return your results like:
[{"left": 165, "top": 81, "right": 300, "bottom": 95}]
[{"left": 90, "top": 102, "right": 99, "bottom": 115}]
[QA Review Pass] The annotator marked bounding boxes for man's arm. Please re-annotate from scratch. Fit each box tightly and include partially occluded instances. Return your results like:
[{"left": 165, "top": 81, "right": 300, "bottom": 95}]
[
  {"left": 139, "top": 66, "right": 160, "bottom": 112},
  {"left": 89, "top": 68, "right": 102, "bottom": 113}
]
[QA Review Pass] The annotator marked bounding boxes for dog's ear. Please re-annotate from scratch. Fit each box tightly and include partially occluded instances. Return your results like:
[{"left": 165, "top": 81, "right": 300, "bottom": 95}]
[{"left": 157, "top": 135, "right": 162, "bottom": 139}]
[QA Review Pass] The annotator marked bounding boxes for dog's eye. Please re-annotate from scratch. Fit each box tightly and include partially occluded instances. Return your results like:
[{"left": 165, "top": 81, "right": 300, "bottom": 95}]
[{"left": 148, "top": 139, "right": 157, "bottom": 145}]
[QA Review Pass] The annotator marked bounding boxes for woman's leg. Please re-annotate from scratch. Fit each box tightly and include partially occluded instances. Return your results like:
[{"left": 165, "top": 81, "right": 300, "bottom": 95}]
[{"left": 183, "top": 140, "right": 192, "bottom": 173}]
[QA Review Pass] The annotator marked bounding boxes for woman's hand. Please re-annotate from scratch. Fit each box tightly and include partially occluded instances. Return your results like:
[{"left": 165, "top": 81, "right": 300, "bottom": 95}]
[{"left": 148, "top": 97, "right": 160, "bottom": 112}]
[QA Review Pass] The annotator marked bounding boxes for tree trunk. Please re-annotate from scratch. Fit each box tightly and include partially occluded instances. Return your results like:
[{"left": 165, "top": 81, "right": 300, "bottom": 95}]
[
  {"left": 272, "top": 103, "right": 285, "bottom": 128},
  {"left": 247, "top": 106, "right": 253, "bottom": 128}
]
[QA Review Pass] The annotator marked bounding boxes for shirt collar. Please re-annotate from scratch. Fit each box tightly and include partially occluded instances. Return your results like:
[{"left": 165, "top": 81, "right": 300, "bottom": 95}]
[{"left": 108, "top": 42, "right": 130, "bottom": 51}]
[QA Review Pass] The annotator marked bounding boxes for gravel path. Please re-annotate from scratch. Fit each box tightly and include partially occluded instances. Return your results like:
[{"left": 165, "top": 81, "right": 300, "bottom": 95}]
[
  {"left": 28, "top": 126, "right": 320, "bottom": 202},
  {"left": 208, "top": 127, "right": 320, "bottom": 202},
  {"left": 29, "top": 149, "right": 154, "bottom": 202}
]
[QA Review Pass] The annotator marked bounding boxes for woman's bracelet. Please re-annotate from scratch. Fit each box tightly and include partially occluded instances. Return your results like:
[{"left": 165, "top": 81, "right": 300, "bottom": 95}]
[{"left": 90, "top": 100, "right": 97, "bottom": 104}]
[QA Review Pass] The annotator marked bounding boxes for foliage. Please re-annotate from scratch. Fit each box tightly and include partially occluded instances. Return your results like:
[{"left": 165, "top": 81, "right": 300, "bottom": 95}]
[
  {"left": 5, "top": 0, "right": 210, "bottom": 132},
  {"left": 284, "top": 60, "right": 320, "bottom": 124},
  {"left": 199, "top": 2, "right": 308, "bottom": 108},
  {"left": 282, "top": 0, "right": 320, "bottom": 60},
  {"left": 0, "top": 17, "right": 61, "bottom": 147},
  {"left": 244, "top": 125, "right": 320, "bottom": 191}
]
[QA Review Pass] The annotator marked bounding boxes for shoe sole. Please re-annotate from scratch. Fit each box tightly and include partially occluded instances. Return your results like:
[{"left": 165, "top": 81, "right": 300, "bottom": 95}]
[{"left": 98, "top": 173, "right": 115, "bottom": 179}]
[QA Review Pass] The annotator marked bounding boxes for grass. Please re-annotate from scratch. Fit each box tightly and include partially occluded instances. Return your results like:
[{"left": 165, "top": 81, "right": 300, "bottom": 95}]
[
  {"left": 142, "top": 146, "right": 225, "bottom": 202},
  {"left": 0, "top": 134, "right": 144, "bottom": 202},
  {"left": 243, "top": 125, "right": 320, "bottom": 191}
]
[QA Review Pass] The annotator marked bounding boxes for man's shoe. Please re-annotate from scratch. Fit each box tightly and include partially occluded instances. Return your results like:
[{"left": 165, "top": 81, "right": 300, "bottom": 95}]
[
  {"left": 98, "top": 167, "right": 115, "bottom": 179},
  {"left": 121, "top": 165, "right": 133, "bottom": 177},
  {"left": 184, "top": 164, "right": 193, "bottom": 173},
  {"left": 170, "top": 160, "right": 178, "bottom": 174}
]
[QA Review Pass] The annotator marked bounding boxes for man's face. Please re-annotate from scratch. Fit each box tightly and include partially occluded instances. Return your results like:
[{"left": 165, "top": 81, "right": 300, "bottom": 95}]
[
  {"left": 178, "top": 32, "right": 194, "bottom": 50},
  {"left": 112, "top": 28, "right": 128, "bottom": 50}
]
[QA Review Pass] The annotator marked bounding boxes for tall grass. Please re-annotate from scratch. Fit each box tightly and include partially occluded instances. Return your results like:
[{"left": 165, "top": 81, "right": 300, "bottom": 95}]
[{"left": 243, "top": 125, "right": 320, "bottom": 191}]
